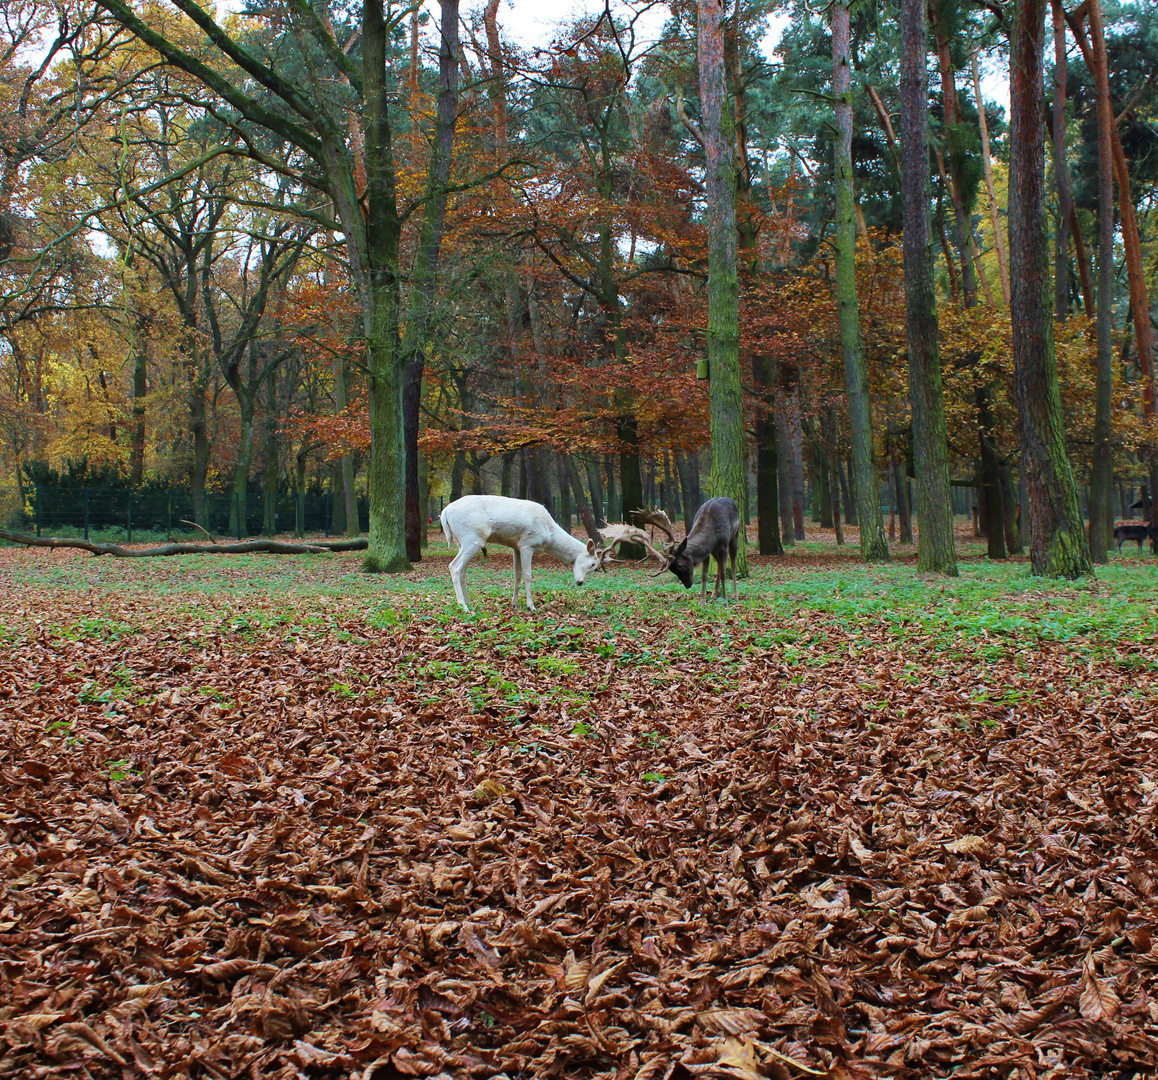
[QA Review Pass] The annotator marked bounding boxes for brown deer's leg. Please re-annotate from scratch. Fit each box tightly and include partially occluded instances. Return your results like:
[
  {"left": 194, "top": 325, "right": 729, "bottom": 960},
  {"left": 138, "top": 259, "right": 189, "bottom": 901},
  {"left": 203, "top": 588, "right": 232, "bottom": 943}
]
[{"left": 701, "top": 559, "right": 709, "bottom": 601}]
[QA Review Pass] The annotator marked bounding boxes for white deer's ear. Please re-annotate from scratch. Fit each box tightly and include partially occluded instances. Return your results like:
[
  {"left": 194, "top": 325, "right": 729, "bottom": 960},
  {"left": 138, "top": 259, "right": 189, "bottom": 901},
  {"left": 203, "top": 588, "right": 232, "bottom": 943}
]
[{"left": 586, "top": 539, "right": 596, "bottom": 554}]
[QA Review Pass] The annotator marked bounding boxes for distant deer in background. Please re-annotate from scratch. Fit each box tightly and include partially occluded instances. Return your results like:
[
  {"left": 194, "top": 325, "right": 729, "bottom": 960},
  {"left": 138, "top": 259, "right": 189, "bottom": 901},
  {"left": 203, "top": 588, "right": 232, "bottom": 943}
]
[
  {"left": 440, "top": 495, "right": 605, "bottom": 612},
  {"left": 650, "top": 497, "right": 741, "bottom": 601}
]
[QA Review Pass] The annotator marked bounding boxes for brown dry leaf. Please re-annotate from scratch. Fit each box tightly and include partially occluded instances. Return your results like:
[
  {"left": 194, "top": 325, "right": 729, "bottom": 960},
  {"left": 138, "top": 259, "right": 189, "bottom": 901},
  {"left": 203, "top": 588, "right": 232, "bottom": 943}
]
[
  {"left": 1079, "top": 952, "right": 1121, "bottom": 1021},
  {"left": 945, "top": 834, "right": 989, "bottom": 855},
  {"left": 696, "top": 1008, "right": 766, "bottom": 1036}
]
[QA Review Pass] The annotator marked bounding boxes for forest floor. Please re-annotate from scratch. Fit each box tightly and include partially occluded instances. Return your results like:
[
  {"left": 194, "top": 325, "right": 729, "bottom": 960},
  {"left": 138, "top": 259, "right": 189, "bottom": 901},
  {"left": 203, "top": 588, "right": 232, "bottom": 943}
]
[{"left": 2, "top": 523, "right": 1157, "bottom": 1079}]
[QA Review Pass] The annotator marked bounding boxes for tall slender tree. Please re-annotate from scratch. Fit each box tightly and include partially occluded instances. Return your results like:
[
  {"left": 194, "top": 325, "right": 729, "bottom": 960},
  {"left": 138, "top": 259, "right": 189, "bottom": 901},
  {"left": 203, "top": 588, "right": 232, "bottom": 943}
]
[
  {"left": 1086, "top": 0, "right": 1115, "bottom": 562},
  {"left": 697, "top": 0, "right": 748, "bottom": 574},
  {"left": 1009, "top": 0, "right": 1092, "bottom": 578},
  {"left": 832, "top": 0, "right": 888, "bottom": 562},
  {"left": 899, "top": 0, "right": 956, "bottom": 574}
]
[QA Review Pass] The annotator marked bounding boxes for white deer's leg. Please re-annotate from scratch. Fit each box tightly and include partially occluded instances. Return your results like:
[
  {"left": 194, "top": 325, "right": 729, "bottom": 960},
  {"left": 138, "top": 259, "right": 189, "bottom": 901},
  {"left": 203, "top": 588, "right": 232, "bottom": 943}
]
[
  {"left": 449, "top": 540, "right": 482, "bottom": 610},
  {"left": 521, "top": 547, "right": 536, "bottom": 611},
  {"left": 511, "top": 549, "right": 523, "bottom": 608}
]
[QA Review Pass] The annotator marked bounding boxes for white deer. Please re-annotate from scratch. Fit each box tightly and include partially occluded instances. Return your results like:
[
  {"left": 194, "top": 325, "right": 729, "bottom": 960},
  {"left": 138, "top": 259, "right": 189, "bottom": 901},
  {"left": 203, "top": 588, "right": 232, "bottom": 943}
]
[{"left": 440, "top": 495, "right": 605, "bottom": 612}]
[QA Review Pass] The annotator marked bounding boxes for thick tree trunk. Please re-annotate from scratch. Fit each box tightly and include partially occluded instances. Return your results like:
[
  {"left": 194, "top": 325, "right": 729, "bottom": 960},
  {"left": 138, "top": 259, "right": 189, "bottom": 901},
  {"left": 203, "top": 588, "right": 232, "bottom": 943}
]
[
  {"left": 1086, "top": 0, "right": 1116, "bottom": 562},
  {"left": 1009, "top": 0, "right": 1092, "bottom": 578},
  {"left": 833, "top": 1, "right": 888, "bottom": 562},
  {"left": 902, "top": 0, "right": 958, "bottom": 574},
  {"left": 698, "top": 0, "right": 748, "bottom": 575}
]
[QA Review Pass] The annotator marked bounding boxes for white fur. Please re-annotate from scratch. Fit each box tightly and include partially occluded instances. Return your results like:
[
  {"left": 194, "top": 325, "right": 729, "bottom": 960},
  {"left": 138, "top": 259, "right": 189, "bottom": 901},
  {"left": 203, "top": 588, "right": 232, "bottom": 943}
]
[{"left": 439, "top": 495, "right": 599, "bottom": 612}]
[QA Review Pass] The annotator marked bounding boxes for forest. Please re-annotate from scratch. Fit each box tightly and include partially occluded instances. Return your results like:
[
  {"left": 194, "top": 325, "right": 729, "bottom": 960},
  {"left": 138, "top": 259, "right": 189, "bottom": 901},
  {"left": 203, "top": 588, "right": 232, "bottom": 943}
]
[
  {"left": 1, "top": 0, "right": 1155, "bottom": 576},
  {"left": 3, "top": 1, "right": 1158, "bottom": 1078}
]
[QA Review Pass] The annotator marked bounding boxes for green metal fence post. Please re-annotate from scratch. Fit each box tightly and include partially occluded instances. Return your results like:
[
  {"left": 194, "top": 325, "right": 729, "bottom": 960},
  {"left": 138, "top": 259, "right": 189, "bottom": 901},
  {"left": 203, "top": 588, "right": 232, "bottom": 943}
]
[
  {"left": 84, "top": 488, "right": 89, "bottom": 541},
  {"left": 127, "top": 490, "right": 133, "bottom": 544},
  {"left": 297, "top": 491, "right": 304, "bottom": 537},
  {"left": 237, "top": 492, "right": 243, "bottom": 540},
  {"left": 167, "top": 491, "right": 172, "bottom": 537},
  {"left": 36, "top": 483, "right": 42, "bottom": 537}
]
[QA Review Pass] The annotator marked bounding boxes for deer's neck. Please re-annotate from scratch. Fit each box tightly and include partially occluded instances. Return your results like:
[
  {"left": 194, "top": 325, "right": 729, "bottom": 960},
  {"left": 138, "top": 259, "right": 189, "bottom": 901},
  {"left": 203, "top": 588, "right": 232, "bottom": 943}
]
[{"left": 545, "top": 523, "right": 584, "bottom": 564}]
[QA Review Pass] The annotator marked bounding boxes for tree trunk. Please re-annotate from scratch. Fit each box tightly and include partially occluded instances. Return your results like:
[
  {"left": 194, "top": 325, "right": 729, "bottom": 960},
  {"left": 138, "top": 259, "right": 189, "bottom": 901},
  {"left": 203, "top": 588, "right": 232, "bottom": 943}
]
[
  {"left": 1086, "top": 0, "right": 1116, "bottom": 562},
  {"left": 1068, "top": 8, "right": 1156, "bottom": 479},
  {"left": 586, "top": 457, "right": 604, "bottom": 522},
  {"left": 977, "top": 382, "right": 1007, "bottom": 559},
  {"left": 931, "top": 2, "right": 977, "bottom": 307},
  {"left": 833, "top": 0, "right": 889, "bottom": 562},
  {"left": 1050, "top": 0, "right": 1072, "bottom": 320},
  {"left": 403, "top": 0, "right": 460, "bottom": 562},
  {"left": 263, "top": 364, "right": 279, "bottom": 536},
  {"left": 902, "top": 0, "right": 958, "bottom": 574},
  {"left": 753, "top": 355, "right": 783, "bottom": 555},
  {"left": 698, "top": 0, "right": 748, "bottom": 575},
  {"left": 675, "top": 452, "right": 695, "bottom": 533},
  {"left": 331, "top": 464, "right": 347, "bottom": 535},
  {"left": 190, "top": 375, "right": 210, "bottom": 528},
  {"left": 839, "top": 457, "right": 856, "bottom": 527},
  {"left": 1009, "top": 0, "right": 1092, "bottom": 578},
  {"left": 894, "top": 458, "right": 913, "bottom": 543},
  {"left": 563, "top": 455, "right": 600, "bottom": 542},
  {"left": 500, "top": 451, "right": 513, "bottom": 497},
  {"left": 130, "top": 336, "right": 147, "bottom": 486},
  {"left": 998, "top": 464, "right": 1023, "bottom": 554},
  {"left": 773, "top": 395, "right": 795, "bottom": 544},
  {"left": 451, "top": 450, "right": 465, "bottom": 501}
]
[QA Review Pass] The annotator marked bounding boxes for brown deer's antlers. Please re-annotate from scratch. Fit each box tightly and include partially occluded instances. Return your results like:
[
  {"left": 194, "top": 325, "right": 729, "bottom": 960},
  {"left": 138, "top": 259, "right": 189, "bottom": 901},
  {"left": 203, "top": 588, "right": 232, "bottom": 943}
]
[{"left": 633, "top": 507, "right": 677, "bottom": 544}]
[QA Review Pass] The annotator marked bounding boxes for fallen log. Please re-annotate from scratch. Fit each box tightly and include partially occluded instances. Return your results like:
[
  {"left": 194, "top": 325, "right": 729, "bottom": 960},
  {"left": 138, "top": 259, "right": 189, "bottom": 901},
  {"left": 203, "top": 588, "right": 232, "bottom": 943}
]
[{"left": 0, "top": 529, "right": 368, "bottom": 557}]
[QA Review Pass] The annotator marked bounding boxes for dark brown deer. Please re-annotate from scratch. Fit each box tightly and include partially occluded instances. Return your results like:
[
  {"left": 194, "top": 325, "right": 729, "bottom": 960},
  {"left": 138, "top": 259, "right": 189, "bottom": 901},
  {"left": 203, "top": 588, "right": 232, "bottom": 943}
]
[{"left": 652, "top": 497, "right": 741, "bottom": 601}]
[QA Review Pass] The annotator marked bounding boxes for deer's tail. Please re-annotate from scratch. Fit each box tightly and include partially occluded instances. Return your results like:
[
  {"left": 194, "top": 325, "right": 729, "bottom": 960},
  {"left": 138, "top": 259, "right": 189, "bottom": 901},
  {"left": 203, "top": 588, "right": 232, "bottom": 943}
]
[{"left": 440, "top": 506, "right": 456, "bottom": 548}]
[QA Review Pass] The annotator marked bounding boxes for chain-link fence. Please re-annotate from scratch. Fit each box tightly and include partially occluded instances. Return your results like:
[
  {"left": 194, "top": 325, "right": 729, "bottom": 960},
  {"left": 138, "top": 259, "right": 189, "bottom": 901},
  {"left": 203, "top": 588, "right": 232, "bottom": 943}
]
[{"left": 2, "top": 485, "right": 370, "bottom": 540}]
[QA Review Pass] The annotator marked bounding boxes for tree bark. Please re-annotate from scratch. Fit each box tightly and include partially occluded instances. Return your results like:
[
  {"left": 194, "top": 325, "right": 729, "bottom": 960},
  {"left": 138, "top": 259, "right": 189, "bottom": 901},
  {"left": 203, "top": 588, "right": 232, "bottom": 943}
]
[
  {"left": 1009, "top": 0, "right": 1092, "bottom": 578},
  {"left": 833, "top": 0, "right": 889, "bottom": 562},
  {"left": 753, "top": 354, "right": 783, "bottom": 555},
  {"left": 698, "top": 0, "right": 748, "bottom": 575},
  {"left": 404, "top": 0, "right": 460, "bottom": 561},
  {"left": 1050, "top": 0, "right": 1073, "bottom": 320},
  {"left": 1086, "top": 0, "right": 1116, "bottom": 562},
  {"left": 902, "top": 0, "right": 958, "bottom": 574}
]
